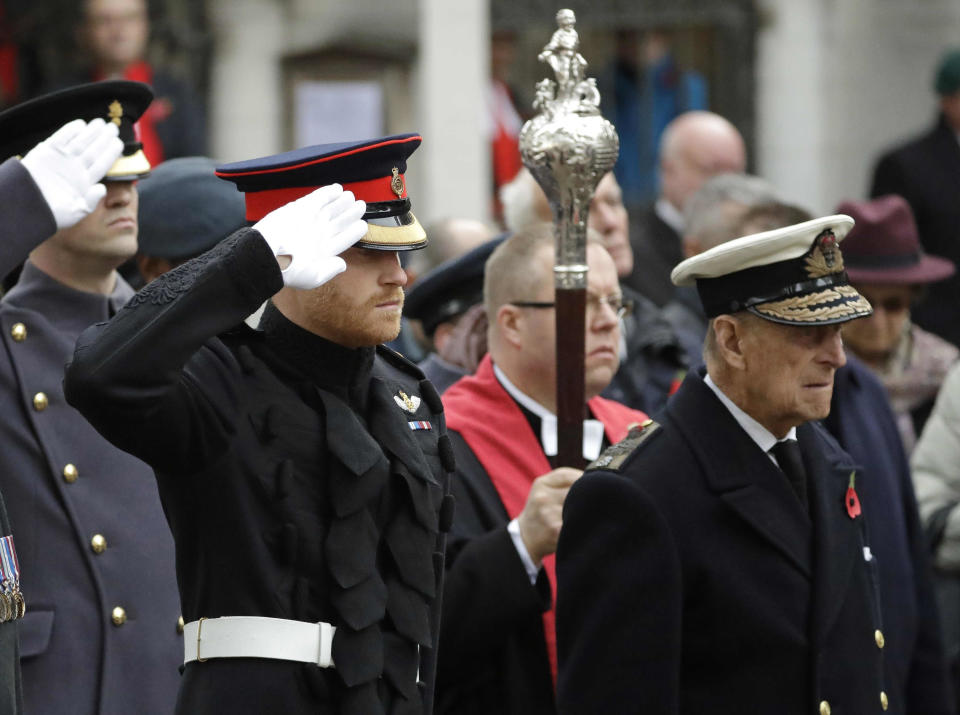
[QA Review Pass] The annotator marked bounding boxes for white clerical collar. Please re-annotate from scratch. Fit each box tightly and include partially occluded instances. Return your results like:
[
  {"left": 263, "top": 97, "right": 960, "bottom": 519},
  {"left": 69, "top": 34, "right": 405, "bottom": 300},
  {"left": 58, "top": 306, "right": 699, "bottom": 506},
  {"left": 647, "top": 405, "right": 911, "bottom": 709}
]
[
  {"left": 493, "top": 362, "right": 606, "bottom": 461},
  {"left": 703, "top": 373, "right": 796, "bottom": 456},
  {"left": 655, "top": 197, "right": 685, "bottom": 234}
]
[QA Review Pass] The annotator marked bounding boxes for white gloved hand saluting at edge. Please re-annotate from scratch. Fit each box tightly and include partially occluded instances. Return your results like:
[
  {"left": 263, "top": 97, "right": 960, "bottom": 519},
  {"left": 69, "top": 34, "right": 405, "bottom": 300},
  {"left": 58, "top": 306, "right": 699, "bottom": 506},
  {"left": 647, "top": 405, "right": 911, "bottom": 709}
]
[
  {"left": 21, "top": 118, "right": 123, "bottom": 231},
  {"left": 253, "top": 184, "right": 368, "bottom": 291}
]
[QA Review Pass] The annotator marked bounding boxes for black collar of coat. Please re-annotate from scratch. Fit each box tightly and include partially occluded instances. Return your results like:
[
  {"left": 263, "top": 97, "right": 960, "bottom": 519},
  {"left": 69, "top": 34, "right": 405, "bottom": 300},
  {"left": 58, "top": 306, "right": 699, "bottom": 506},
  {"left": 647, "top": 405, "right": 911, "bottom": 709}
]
[
  {"left": 665, "top": 368, "right": 863, "bottom": 642},
  {"left": 258, "top": 302, "right": 375, "bottom": 409}
]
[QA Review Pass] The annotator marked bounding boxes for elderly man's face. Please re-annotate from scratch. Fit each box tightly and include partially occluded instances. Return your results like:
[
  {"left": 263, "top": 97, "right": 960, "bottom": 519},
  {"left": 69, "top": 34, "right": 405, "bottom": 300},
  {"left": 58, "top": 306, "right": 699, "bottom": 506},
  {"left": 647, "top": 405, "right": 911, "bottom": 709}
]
[
  {"left": 298, "top": 246, "right": 408, "bottom": 348},
  {"left": 589, "top": 174, "right": 632, "bottom": 278},
  {"left": 737, "top": 317, "right": 846, "bottom": 437}
]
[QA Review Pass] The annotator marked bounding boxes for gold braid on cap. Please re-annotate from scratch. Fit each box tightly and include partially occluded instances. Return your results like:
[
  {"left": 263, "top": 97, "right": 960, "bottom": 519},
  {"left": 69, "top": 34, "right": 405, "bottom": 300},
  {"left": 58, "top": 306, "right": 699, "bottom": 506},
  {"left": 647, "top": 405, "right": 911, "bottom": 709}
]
[{"left": 754, "top": 285, "right": 872, "bottom": 323}]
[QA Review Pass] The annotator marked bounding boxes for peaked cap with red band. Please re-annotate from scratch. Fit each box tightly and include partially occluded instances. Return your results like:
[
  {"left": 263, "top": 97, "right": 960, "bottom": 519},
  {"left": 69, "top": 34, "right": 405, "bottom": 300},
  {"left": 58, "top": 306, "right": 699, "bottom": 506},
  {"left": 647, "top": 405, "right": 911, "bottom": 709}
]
[{"left": 215, "top": 133, "right": 427, "bottom": 251}]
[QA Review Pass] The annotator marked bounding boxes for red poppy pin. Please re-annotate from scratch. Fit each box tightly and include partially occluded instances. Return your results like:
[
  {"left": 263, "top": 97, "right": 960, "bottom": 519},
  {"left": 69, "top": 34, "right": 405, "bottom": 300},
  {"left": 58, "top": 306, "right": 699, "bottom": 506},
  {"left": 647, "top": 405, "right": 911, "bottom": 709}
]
[{"left": 845, "top": 471, "right": 861, "bottom": 519}]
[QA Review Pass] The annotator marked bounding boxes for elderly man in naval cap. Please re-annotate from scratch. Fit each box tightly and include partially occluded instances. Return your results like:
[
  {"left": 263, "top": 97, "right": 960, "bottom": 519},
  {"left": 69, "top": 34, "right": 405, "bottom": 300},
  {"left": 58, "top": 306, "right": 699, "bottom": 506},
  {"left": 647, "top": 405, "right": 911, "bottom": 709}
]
[{"left": 555, "top": 215, "right": 906, "bottom": 715}]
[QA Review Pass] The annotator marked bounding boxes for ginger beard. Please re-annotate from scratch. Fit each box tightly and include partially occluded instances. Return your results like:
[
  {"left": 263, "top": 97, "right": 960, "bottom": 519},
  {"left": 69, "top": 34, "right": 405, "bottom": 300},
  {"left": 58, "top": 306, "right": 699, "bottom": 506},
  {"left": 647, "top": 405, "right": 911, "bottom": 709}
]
[{"left": 299, "top": 247, "right": 407, "bottom": 348}]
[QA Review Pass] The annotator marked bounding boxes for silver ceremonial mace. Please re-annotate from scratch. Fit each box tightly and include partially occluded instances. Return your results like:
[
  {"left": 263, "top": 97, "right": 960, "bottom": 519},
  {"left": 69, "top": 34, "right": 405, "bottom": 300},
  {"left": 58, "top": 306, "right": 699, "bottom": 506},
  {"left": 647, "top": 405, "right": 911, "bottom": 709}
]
[{"left": 519, "top": 9, "right": 619, "bottom": 468}]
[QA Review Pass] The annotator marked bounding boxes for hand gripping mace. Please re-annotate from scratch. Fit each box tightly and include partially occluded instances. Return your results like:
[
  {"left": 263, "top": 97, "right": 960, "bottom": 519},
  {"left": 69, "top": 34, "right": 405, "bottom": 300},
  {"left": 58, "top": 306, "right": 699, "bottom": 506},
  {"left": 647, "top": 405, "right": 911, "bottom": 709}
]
[{"left": 519, "top": 9, "right": 619, "bottom": 468}]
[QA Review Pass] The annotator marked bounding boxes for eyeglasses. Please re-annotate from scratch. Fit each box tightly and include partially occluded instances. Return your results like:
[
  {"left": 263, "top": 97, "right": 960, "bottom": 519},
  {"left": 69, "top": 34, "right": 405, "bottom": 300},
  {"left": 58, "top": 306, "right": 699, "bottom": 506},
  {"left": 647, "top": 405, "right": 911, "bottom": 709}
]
[{"left": 510, "top": 295, "right": 633, "bottom": 320}]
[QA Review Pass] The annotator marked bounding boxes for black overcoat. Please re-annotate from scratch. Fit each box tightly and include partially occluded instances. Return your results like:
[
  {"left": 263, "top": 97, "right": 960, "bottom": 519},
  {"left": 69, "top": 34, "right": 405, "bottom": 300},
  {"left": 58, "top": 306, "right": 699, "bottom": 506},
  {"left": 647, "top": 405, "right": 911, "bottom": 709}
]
[
  {"left": 871, "top": 115, "right": 960, "bottom": 346},
  {"left": 437, "top": 433, "right": 555, "bottom": 715},
  {"left": 64, "top": 228, "right": 453, "bottom": 715},
  {"left": 622, "top": 204, "right": 682, "bottom": 308},
  {"left": 557, "top": 370, "right": 893, "bottom": 714}
]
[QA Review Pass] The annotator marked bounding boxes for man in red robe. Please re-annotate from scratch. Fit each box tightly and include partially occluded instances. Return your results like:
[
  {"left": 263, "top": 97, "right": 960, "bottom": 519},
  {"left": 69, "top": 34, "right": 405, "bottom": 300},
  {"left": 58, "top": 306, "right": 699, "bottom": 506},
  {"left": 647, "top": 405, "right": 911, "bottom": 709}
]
[{"left": 436, "top": 224, "right": 647, "bottom": 714}]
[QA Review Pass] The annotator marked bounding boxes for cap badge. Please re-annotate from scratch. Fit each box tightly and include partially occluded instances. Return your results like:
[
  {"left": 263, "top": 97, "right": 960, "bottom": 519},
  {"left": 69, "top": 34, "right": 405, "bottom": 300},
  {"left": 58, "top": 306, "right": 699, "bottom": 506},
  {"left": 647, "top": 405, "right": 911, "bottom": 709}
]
[
  {"left": 804, "top": 229, "right": 845, "bottom": 279},
  {"left": 108, "top": 100, "right": 123, "bottom": 127},
  {"left": 394, "top": 390, "right": 420, "bottom": 413},
  {"left": 391, "top": 167, "right": 404, "bottom": 198}
]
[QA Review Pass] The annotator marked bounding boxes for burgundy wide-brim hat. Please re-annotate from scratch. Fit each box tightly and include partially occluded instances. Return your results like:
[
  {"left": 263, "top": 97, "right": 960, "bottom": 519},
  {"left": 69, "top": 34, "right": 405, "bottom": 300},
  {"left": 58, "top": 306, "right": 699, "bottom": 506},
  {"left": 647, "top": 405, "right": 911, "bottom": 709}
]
[{"left": 835, "top": 195, "right": 955, "bottom": 285}]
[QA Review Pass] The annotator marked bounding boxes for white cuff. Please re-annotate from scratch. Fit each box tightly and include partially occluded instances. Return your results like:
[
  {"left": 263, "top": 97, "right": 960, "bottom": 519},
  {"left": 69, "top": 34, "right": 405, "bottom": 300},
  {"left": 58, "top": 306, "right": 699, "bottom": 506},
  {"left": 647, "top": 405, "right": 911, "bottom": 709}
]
[{"left": 507, "top": 518, "right": 540, "bottom": 585}]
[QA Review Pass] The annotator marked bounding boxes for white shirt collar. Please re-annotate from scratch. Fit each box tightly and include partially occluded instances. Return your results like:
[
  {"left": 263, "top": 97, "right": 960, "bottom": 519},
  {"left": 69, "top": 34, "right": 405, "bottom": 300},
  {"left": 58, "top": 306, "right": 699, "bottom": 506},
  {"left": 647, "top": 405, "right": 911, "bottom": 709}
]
[
  {"left": 493, "top": 362, "right": 606, "bottom": 461},
  {"left": 655, "top": 197, "right": 685, "bottom": 234},
  {"left": 703, "top": 373, "right": 796, "bottom": 456}
]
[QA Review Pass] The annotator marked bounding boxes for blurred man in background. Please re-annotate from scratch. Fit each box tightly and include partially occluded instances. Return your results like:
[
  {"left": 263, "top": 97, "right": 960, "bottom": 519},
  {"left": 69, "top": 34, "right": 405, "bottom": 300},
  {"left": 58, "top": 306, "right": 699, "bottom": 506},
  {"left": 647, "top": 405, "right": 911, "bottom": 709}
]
[
  {"left": 54, "top": 0, "right": 207, "bottom": 164},
  {"left": 500, "top": 168, "right": 691, "bottom": 414},
  {"left": 622, "top": 110, "right": 745, "bottom": 307},
  {"left": 871, "top": 48, "right": 960, "bottom": 347}
]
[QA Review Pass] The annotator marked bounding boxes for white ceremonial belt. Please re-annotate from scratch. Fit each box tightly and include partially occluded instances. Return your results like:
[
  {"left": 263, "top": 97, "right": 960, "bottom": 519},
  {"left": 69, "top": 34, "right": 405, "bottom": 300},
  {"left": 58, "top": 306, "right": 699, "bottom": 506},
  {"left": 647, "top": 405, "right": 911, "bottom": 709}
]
[{"left": 183, "top": 617, "right": 336, "bottom": 668}]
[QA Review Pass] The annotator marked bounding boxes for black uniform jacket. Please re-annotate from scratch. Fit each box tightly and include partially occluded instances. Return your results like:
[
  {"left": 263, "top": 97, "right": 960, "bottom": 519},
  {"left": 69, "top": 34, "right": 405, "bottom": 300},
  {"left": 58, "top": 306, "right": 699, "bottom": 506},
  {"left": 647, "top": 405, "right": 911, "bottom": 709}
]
[
  {"left": 64, "top": 229, "right": 454, "bottom": 715},
  {"left": 871, "top": 115, "right": 960, "bottom": 346},
  {"left": 556, "top": 370, "right": 892, "bottom": 715},
  {"left": 0, "top": 157, "right": 59, "bottom": 715}
]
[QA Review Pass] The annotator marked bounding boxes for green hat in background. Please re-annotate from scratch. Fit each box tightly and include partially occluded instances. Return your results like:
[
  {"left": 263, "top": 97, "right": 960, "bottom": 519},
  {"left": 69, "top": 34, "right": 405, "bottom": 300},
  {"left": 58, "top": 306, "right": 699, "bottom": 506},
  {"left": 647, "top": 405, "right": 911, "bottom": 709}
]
[{"left": 934, "top": 48, "right": 960, "bottom": 96}]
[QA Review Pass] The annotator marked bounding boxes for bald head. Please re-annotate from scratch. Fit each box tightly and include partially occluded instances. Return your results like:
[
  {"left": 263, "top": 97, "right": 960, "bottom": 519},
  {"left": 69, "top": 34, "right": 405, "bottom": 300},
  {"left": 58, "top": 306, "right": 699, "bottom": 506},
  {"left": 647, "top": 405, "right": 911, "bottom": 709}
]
[{"left": 659, "top": 111, "right": 746, "bottom": 213}]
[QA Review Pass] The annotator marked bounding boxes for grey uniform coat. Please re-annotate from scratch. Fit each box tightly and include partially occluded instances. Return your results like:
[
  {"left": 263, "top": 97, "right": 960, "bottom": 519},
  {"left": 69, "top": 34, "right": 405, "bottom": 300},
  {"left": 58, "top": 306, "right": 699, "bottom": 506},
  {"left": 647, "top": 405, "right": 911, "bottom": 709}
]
[
  {"left": 0, "top": 156, "right": 61, "bottom": 715},
  {"left": 0, "top": 260, "right": 181, "bottom": 715}
]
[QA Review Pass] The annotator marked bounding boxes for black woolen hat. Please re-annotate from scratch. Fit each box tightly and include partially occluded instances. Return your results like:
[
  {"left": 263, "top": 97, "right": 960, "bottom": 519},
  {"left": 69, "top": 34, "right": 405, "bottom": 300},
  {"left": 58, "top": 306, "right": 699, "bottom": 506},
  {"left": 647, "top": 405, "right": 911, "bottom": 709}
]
[
  {"left": 137, "top": 157, "right": 248, "bottom": 260},
  {"left": 405, "top": 234, "right": 507, "bottom": 336},
  {"left": 0, "top": 80, "right": 153, "bottom": 181},
  {"left": 215, "top": 134, "right": 426, "bottom": 251}
]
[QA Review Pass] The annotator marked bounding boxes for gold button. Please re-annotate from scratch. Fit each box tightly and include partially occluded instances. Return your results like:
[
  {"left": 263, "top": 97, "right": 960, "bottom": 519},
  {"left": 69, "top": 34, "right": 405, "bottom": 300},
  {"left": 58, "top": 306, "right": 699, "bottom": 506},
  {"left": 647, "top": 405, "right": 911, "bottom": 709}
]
[
  {"left": 819, "top": 701, "right": 831, "bottom": 715},
  {"left": 880, "top": 692, "right": 888, "bottom": 710},
  {"left": 62, "top": 464, "right": 78, "bottom": 484},
  {"left": 177, "top": 616, "right": 185, "bottom": 635},
  {"left": 111, "top": 606, "right": 126, "bottom": 626},
  {"left": 875, "top": 629, "right": 885, "bottom": 649},
  {"left": 10, "top": 323, "right": 26, "bottom": 342},
  {"left": 32, "top": 392, "right": 48, "bottom": 411},
  {"left": 90, "top": 534, "right": 107, "bottom": 554}
]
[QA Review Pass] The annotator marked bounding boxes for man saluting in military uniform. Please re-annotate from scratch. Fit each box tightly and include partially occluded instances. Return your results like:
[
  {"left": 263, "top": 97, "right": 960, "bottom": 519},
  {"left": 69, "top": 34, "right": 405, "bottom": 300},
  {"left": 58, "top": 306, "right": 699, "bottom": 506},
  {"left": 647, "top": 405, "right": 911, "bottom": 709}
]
[
  {"left": 65, "top": 135, "right": 454, "bottom": 714},
  {"left": 556, "top": 216, "right": 903, "bottom": 714},
  {"left": 0, "top": 98, "right": 122, "bottom": 715},
  {"left": 0, "top": 82, "right": 183, "bottom": 715}
]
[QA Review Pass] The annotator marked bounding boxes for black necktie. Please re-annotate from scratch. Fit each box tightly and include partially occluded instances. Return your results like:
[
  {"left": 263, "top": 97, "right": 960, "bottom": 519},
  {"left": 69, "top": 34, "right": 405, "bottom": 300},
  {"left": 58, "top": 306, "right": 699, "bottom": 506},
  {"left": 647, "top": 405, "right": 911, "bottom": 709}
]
[{"left": 771, "top": 439, "right": 808, "bottom": 511}]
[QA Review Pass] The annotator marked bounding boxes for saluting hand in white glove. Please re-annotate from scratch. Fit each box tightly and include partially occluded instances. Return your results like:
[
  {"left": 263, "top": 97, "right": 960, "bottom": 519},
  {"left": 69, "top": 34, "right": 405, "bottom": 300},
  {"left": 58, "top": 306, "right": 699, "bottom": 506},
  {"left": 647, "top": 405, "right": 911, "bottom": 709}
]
[
  {"left": 21, "top": 118, "right": 123, "bottom": 230},
  {"left": 253, "top": 184, "right": 368, "bottom": 290}
]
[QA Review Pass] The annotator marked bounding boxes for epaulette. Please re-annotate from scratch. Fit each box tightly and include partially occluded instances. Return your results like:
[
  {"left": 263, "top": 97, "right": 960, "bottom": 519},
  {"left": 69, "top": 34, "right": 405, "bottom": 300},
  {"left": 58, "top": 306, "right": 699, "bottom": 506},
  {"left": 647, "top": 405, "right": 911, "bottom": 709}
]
[
  {"left": 586, "top": 419, "right": 661, "bottom": 472},
  {"left": 375, "top": 344, "right": 425, "bottom": 379}
]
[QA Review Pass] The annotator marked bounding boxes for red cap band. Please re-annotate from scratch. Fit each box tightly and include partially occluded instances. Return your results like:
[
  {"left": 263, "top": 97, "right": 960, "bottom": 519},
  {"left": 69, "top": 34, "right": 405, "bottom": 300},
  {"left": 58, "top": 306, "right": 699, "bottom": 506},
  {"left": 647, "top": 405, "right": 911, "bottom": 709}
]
[{"left": 243, "top": 174, "right": 407, "bottom": 221}]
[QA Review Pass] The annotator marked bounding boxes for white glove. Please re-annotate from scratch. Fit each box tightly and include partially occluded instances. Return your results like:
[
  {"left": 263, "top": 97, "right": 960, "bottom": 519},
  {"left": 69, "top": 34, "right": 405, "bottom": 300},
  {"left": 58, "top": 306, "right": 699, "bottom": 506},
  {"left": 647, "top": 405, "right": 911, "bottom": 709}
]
[
  {"left": 20, "top": 118, "right": 123, "bottom": 230},
  {"left": 253, "top": 184, "right": 368, "bottom": 290}
]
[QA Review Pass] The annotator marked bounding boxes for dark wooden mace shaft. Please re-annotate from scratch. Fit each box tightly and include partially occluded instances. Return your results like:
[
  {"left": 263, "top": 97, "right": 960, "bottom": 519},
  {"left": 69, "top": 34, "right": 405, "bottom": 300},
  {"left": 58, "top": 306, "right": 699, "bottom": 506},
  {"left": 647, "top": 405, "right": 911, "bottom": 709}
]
[{"left": 555, "top": 285, "right": 587, "bottom": 469}]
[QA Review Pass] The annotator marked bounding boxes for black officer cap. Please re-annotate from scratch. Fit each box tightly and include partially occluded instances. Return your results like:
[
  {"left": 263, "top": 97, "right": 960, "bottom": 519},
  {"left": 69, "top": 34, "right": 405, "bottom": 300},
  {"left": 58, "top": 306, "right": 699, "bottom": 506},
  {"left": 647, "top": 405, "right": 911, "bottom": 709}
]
[
  {"left": 137, "top": 157, "right": 247, "bottom": 260},
  {"left": 215, "top": 133, "right": 426, "bottom": 251},
  {"left": 0, "top": 80, "right": 153, "bottom": 181},
  {"left": 405, "top": 234, "right": 507, "bottom": 336}
]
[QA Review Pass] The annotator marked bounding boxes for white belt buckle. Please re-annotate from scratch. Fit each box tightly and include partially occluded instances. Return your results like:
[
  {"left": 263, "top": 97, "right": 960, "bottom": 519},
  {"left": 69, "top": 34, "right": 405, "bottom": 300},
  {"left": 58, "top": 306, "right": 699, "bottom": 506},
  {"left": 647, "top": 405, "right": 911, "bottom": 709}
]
[{"left": 317, "top": 621, "right": 335, "bottom": 668}]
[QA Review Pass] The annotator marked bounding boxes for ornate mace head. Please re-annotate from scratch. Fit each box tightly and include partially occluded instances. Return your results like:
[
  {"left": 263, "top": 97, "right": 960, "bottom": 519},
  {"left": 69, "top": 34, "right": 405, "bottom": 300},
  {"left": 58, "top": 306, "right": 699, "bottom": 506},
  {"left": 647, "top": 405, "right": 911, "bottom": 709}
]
[{"left": 519, "top": 8, "right": 620, "bottom": 288}]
